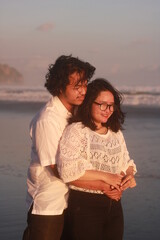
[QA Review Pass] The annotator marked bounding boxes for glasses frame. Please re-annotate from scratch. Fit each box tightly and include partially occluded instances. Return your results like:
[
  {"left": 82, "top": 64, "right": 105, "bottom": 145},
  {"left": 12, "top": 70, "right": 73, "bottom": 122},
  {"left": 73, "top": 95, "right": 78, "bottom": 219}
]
[
  {"left": 70, "top": 80, "right": 88, "bottom": 93},
  {"left": 94, "top": 101, "right": 116, "bottom": 112}
]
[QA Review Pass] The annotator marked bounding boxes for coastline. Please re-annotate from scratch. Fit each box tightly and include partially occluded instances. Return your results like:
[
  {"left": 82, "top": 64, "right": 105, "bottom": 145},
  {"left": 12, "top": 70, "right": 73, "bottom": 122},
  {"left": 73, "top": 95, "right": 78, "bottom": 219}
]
[{"left": 0, "top": 100, "right": 160, "bottom": 117}]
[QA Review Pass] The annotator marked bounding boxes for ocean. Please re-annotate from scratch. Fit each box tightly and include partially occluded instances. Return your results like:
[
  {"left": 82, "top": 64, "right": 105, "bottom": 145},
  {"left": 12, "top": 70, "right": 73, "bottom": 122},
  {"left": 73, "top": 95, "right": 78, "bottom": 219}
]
[{"left": 0, "top": 86, "right": 160, "bottom": 240}]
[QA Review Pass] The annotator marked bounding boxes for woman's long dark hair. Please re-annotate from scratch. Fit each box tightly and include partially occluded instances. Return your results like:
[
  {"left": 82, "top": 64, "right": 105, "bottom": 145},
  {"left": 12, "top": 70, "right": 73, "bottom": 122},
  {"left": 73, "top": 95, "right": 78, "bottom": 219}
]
[{"left": 69, "top": 78, "right": 125, "bottom": 132}]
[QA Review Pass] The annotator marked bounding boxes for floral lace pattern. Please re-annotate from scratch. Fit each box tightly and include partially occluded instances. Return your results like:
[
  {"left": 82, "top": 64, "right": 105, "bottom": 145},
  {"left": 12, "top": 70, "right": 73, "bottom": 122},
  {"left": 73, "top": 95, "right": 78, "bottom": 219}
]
[{"left": 58, "top": 122, "right": 136, "bottom": 194}]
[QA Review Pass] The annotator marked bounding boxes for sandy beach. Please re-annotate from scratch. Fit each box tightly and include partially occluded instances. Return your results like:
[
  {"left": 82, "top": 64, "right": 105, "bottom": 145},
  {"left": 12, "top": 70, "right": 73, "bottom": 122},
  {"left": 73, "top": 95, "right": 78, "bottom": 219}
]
[{"left": 0, "top": 101, "right": 160, "bottom": 240}]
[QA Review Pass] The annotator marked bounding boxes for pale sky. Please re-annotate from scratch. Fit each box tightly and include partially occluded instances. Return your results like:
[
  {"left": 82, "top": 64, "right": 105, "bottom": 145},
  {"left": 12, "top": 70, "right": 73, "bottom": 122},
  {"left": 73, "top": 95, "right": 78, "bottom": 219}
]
[{"left": 1, "top": 0, "right": 160, "bottom": 87}]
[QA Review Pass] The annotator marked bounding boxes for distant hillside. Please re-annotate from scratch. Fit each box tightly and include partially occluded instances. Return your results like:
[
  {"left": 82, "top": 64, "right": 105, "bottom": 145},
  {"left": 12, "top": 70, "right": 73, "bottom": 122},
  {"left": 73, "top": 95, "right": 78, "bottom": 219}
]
[{"left": 0, "top": 64, "right": 23, "bottom": 85}]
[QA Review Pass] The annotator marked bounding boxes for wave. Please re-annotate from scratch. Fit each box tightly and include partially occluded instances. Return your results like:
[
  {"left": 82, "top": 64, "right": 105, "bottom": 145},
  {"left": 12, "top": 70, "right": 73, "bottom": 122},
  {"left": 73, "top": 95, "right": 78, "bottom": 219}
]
[{"left": 0, "top": 85, "right": 160, "bottom": 106}]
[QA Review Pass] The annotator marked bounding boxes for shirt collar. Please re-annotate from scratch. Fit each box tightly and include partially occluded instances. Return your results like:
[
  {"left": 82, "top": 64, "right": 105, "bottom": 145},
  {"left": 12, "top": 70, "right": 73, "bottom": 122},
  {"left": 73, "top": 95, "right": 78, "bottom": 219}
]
[{"left": 50, "top": 96, "right": 71, "bottom": 117}]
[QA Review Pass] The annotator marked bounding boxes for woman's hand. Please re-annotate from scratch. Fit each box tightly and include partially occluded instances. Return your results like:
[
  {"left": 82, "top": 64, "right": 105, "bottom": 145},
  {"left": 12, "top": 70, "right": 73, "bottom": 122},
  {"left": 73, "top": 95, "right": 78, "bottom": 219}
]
[
  {"left": 120, "top": 175, "right": 137, "bottom": 191},
  {"left": 104, "top": 173, "right": 123, "bottom": 191}
]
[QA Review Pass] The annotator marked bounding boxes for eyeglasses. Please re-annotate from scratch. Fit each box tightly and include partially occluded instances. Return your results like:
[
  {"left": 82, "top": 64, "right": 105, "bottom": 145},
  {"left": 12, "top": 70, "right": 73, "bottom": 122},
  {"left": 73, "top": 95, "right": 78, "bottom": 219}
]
[
  {"left": 94, "top": 102, "right": 116, "bottom": 112},
  {"left": 73, "top": 83, "right": 88, "bottom": 92}
]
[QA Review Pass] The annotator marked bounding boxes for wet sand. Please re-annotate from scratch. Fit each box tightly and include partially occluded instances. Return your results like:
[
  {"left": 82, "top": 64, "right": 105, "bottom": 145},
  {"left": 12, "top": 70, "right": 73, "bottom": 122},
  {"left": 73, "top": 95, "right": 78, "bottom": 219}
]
[{"left": 0, "top": 101, "right": 160, "bottom": 240}]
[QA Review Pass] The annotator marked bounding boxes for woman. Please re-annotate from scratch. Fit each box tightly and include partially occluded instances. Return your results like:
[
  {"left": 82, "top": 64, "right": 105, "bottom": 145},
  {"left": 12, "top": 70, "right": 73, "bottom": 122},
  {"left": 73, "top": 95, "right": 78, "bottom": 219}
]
[{"left": 58, "top": 78, "right": 137, "bottom": 240}]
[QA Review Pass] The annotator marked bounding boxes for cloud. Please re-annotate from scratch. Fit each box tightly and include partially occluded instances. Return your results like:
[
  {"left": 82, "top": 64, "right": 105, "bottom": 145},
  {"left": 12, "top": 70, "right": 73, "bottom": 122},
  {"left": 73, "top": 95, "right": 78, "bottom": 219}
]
[
  {"left": 138, "top": 64, "right": 160, "bottom": 72},
  {"left": 36, "top": 22, "right": 54, "bottom": 32},
  {"left": 87, "top": 48, "right": 99, "bottom": 54},
  {"left": 129, "top": 64, "right": 160, "bottom": 85},
  {"left": 110, "top": 64, "right": 121, "bottom": 74},
  {"left": 25, "top": 55, "right": 50, "bottom": 70},
  {"left": 130, "top": 38, "right": 152, "bottom": 47}
]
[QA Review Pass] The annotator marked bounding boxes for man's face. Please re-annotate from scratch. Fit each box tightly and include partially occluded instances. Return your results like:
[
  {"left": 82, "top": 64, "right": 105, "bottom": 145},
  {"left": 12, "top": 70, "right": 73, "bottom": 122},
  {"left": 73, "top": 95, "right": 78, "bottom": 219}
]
[{"left": 59, "top": 71, "right": 87, "bottom": 111}]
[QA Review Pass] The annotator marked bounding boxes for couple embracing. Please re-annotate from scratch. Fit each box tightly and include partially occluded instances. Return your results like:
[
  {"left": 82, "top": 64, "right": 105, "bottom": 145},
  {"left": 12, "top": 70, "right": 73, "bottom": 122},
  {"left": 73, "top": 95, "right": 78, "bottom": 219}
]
[{"left": 23, "top": 55, "right": 136, "bottom": 240}]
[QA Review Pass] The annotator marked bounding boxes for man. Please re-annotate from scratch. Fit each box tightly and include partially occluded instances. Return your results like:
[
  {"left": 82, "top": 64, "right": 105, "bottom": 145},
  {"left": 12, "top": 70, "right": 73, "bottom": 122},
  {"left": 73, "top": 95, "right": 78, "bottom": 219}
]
[{"left": 22, "top": 55, "right": 95, "bottom": 240}]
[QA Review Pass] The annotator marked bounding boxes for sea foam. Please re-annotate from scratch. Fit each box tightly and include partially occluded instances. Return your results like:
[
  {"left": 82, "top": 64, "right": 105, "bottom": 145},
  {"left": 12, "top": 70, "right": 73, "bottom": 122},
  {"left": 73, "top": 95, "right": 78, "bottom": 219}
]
[{"left": 0, "top": 85, "right": 160, "bottom": 107}]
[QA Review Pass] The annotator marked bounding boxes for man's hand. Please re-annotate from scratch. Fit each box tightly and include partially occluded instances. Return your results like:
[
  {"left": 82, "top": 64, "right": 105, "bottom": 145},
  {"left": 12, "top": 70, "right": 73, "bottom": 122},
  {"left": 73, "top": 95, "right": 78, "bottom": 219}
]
[
  {"left": 103, "top": 184, "right": 123, "bottom": 201},
  {"left": 120, "top": 175, "right": 136, "bottom": 191},
  {"left": 50, "top": 164, "right": 60, "bottom": 178},
  {"left": 70, "top": 180, "right": 122, "bottom": 201}
]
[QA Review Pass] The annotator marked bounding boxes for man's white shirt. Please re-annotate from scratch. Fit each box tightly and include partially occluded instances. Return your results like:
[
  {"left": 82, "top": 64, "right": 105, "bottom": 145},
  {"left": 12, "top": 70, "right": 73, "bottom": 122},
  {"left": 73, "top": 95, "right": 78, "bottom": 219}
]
[{"left": 26, "top": 96, "right": 71, "bottom": 215}]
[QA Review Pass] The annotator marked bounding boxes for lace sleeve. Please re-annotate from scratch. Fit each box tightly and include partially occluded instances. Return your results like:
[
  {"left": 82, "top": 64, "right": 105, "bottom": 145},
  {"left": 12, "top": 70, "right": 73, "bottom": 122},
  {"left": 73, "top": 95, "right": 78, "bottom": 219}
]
[
  {"left": 118, "top": 131, "right": 137, "bottom": 175},
  {"left": 57, "top": 123, "right": 93, "bottom": 183}
]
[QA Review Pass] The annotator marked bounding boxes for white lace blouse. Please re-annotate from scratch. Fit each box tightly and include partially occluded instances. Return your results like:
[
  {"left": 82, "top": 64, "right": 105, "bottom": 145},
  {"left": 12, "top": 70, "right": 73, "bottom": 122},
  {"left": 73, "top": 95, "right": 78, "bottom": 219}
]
[{"left": 57, "top": 122, "right": 137, "bottom": 193}]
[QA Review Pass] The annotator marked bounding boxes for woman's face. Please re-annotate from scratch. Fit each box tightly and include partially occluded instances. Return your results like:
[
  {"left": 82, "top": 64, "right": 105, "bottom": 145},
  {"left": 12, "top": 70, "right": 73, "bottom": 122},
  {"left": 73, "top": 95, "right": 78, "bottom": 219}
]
[{"left": 91, "top": 90, "right": 114, "bottom": 128}]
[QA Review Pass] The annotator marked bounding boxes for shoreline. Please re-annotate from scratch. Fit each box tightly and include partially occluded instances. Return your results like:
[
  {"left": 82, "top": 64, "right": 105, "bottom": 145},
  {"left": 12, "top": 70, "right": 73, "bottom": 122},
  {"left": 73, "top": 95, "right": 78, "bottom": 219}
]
[{"left": 0, "top": 100, "right": 160, "bottom": 117}]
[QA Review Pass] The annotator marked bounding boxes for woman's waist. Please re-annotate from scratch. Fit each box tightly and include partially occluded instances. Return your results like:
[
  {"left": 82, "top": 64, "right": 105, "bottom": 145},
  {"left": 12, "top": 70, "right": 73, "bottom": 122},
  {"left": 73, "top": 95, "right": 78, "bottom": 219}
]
[{"left": 69, "top": 185, "right": 103, "bottom": 195}]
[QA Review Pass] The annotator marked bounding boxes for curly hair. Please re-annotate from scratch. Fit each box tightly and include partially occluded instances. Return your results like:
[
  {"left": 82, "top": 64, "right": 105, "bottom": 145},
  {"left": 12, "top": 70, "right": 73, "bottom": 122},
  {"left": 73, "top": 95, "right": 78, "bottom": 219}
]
[
  {"left": 69, "top": 78, "right": 125, "bottom": 132},
  {"left": 44, "top": 55, "right": 95, "bottom": 96}
]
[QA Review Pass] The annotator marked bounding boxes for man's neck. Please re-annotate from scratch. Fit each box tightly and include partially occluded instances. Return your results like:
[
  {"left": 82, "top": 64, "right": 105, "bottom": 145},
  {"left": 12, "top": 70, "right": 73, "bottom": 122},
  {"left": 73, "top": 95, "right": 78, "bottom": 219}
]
[{"left": 58, "top": 95, "right": 73, "bottom": 113}]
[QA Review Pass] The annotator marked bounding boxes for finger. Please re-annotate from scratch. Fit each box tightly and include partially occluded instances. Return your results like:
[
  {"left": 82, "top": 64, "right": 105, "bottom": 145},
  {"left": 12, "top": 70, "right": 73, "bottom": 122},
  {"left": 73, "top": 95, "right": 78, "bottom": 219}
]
[
  {"left": 121, "top": 175, "right": 132, "bottom": 186},
  {"left": 117, "top": 174, "right": 123, "bottom": 182},
  {"left": 120, "top": 171, "right": 125, "bottom": 177},
  {"left": 113, "top": 184, "right": 121, "bottom": 191},
  {"left": 121, "top": 181, "right": 130, "bottom": 191},
  {"left": 105, "top": 194, "right": 121, "bottom": 201},
  {"left": 106, "top": 190, "right": 122, "bottom": 199},
  {"left": 130, "top": 178, "right": 137, "bottom": 188}
]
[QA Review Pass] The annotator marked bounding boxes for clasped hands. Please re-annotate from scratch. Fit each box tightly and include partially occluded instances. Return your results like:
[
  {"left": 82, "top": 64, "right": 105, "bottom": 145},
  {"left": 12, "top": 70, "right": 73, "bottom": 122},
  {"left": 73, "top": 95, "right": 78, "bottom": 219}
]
[{"left": 103, "top": 173, "right": 136, "bottom": 201}]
